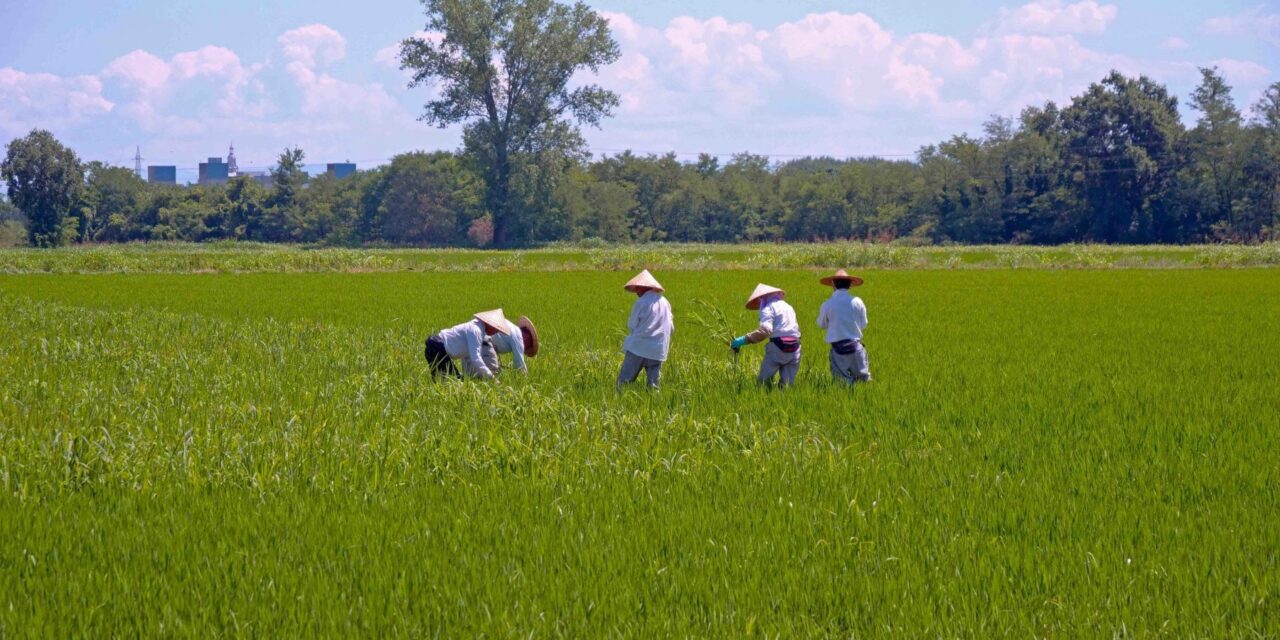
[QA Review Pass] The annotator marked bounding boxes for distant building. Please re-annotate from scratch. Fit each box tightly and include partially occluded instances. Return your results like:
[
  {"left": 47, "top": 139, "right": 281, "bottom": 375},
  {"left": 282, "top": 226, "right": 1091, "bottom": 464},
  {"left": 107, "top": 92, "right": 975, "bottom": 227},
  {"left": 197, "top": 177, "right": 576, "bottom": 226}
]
[
  {"left": 327, "top": 162, "right": 357, "bottom": 179},
  {"left": 198, "top": 157, "right": 229, "bottom": 185},
  {"left": 236, "top": 170, "right": 273, "bottom": 189},
  {"left": 227, "top": 143, "right": 239, "bottom": 176},
  {"left": 147, "top": 165, "right": 177, "bottom": 184}
]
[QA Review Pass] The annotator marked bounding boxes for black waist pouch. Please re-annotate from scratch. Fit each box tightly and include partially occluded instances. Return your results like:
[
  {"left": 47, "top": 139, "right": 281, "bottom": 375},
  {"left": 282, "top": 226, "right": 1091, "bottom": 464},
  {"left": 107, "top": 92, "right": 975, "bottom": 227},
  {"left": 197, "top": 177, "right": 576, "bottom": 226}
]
[
  {"left": 831, "top": 339, "right": 860, "bottom": 355},
  {"left": 771, "top": 336, "right": 801, "bottom": 353}
]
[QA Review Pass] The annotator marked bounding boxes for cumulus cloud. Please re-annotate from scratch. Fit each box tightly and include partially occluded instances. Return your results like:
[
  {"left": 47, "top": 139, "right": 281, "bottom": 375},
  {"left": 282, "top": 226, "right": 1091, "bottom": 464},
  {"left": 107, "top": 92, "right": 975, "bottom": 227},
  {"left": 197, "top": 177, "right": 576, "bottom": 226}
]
[
  {"left": 103, "top": 46, "right": 262, "bottom": 127},
  {"left": 1210, "top": 58, "right": 1271, "bottom": 86},
  {"left": 276, "top": 24, "right": 399, "bottom": 119},
  {"left": 0, "top": 68, "right": 113, "bottom": 138},
  {"left": 70, "top": 23, "right": 434, "bottom": 166},
  {"left": 995, "top": 0, "right": 1119, "bottom": 35},
  {"left": 591, "top": 8, "right": 1130, "bottom": 130},
  {"left": 1204, "top": 7, "right": 1280, "bottom": 48},
  {"left": 278, "top": 24, "right": 346, "bottom": 71},
  {"left": 1160, "top": 36, "right": 1189, "bottom": 50}
]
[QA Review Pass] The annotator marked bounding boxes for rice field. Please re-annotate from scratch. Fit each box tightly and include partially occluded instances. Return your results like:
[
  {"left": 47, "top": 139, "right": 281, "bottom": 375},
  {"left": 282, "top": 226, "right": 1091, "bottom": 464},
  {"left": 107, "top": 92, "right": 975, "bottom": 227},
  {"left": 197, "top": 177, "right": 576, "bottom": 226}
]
[{"left": 1, "top": 248, "right": 1278, "bottom": 637}]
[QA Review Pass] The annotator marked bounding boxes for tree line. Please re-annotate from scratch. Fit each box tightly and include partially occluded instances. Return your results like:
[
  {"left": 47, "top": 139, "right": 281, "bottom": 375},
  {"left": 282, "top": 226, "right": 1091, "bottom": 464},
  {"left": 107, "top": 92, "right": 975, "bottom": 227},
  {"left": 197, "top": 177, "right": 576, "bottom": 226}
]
[{"left": 3, "top": 68, "right": 1278, "bottom": 248}]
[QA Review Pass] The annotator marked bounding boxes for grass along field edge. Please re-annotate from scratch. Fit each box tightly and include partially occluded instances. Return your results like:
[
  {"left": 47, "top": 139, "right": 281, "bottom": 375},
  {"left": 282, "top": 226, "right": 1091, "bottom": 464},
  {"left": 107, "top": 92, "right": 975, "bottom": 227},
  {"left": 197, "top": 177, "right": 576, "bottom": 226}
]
[{"left": 0, "top": 241, "right": 1278, "bottom": 273}]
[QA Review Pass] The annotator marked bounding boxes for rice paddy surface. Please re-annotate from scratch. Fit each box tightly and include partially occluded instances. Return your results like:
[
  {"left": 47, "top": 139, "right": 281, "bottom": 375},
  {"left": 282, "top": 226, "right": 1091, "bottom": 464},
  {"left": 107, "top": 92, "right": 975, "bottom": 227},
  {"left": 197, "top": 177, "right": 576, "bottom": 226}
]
[{"left": 1, "top": 256, "right": 1277, "bottom": 637}]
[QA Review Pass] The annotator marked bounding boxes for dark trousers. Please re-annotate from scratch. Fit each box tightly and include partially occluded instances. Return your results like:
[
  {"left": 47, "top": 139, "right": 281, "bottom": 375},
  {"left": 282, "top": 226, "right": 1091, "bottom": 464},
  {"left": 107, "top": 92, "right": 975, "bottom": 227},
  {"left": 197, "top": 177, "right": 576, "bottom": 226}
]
[{"left": 424, "top": 336, "right": 460, "bottom": 379}]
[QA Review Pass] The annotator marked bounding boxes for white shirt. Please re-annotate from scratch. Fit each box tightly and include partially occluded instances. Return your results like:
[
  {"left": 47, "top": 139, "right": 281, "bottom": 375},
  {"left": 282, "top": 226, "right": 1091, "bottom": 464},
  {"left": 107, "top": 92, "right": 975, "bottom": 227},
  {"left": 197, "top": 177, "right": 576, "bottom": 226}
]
[
  {"left": 758, "top": 298, "right": 800, "bottom": 338},
  {"left": 622, "top": 290, "right": 674, "bottom": 361},
  {"left": 437, "top": 319, "right": 494, "bottom": 378},
  {"left": 489, "top": 320, "right": 527, "bottom": 372},
  {"left": 817, "top": 289, "right": 867, "bottom": 343}
]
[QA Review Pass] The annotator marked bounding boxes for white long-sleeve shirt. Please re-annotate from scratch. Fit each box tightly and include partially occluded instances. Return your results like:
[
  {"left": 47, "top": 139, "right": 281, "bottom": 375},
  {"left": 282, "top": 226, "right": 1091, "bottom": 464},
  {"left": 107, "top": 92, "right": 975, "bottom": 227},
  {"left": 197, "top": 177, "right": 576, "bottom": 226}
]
[
  {"left": 437, "top": 319, "right": 494, "bottom": 378},
  {"left": 817, "top": 289, "right": 868, "bottom": 343},
  {"left": 622, "top": 290, "right": 673, "bottom": 361},
  {"left": 757, "top": 298, "right": 801, "bottom": 339},
  {"left": 489, "top": 320, "right": 527, "bottom": 372}
]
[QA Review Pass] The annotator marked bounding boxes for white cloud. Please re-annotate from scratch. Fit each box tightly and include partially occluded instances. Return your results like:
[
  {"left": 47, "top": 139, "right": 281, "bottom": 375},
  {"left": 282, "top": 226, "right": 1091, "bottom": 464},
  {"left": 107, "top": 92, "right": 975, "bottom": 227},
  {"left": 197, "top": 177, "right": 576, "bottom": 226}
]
[
  {"left": 591, "top": 8, "right": 1132, "bottom": 130},
  {"left": 86, "top": 24, "right": 427, "bottom": 166},
  {"left": 104, "top": 50, "right": 170, "bottom": 92},
  {"left": 278, "top": 24, "right": 346, "bottom": 72},
  {"left": 1204, "top": 7, "right": 1280, "bottom": 48},
  {"left": 0, "top": 68, "right": 113, "bottom": 138},
  {"left": 270, "top": 24, "right": 399, "bottom": 120},
  {"left": 102, "top": 45, "right": 264, "bottom": 130},
  {"left": 774, "top": 12, "right": 893, "bottom": 62},
  {"left": 995, "top": 0, "right": 1118, "bottom": 35},
  {"left": 1210, "top": 58, "right": 1271, "bottom": 86},
  {"left": 1160, "top": 36, "right": 1189, "bottom": 50}
]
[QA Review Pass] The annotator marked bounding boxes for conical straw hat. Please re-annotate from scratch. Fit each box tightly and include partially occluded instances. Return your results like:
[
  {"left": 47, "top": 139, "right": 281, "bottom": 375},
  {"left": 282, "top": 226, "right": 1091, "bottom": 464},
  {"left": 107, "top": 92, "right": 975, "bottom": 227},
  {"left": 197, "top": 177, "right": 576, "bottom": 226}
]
[
  {"left": 746, "top": 283, "right": 786, "bottom": 310},
  {"left": 517, "top": 316, "right": 539, "bottom": 357},
  {"left": 474, "top": 309, "right": 511, "bottom": 334},
  {"left": 624, "top": 269, "right": 664, "bottom": 293},
  {"left": 819, "top": 269, "right": 865, "bottom": 287}
]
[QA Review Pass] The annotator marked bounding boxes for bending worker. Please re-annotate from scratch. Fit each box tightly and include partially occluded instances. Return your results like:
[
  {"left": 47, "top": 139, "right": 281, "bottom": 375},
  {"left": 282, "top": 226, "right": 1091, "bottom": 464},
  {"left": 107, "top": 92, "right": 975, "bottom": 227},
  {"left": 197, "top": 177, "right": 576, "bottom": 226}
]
[
  {"left": 481, "top": 316, "right": 540, "bottom": 374},
  {"left": 424, "top": 309, "right": 510, "bottom": 380},
  {"left": 617, "top": 269, "right": 673, "bottom": 390},
  {"left": 731, "top": 283, "right": 802, "bottom": 387},
  {"left": 816, "top": 269, "right": 870, "bottom": 383}
]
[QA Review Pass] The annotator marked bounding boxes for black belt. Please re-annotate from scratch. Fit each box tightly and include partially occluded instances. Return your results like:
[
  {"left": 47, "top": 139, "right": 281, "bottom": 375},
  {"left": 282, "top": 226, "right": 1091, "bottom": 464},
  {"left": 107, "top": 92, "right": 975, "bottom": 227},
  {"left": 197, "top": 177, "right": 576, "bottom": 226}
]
[
  {"left": 771, "top": 336, "right": 800, "bottom": 353},
  {"left": 831, "top": 339, "right": 860, "bottom": 355}
]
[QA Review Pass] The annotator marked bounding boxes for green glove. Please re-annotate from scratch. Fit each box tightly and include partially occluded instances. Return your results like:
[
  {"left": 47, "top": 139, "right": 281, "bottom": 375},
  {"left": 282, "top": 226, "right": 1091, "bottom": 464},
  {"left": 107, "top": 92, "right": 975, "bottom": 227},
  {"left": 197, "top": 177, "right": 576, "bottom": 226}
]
[{"left": 730, "top": 336, "right": 748, "bottom": 350}]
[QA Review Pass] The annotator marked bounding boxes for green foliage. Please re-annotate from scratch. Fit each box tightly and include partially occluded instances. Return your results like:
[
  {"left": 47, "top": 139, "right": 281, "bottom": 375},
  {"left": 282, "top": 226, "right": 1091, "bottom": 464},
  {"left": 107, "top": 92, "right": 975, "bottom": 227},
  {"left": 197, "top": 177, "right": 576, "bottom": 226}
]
[
  {"left": 0, "top": 195, "right": 25, "bottom": 247},
  {"left": 362, "top": 152, "right": 484, "bottom": 245},
  {"left": 1, "top": 129, "right": 84, "bottom": 246},
  {"left": 0, "top": 265, "right": 1277, "bottom": 635}
]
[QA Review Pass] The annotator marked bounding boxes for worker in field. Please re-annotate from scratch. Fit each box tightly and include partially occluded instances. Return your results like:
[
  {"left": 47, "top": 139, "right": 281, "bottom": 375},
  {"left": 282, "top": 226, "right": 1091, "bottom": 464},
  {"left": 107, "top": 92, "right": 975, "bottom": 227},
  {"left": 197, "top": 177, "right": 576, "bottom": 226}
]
[
  {"left": 423, "top": 309, "right": 510, "bottom": 380},
  {"left": 481, "top": 316, "right": 539, "bottom": 374},
  {"left": 617, "top": 269, "right": 673, "bottom": 390},
  {"left": 730, "top": 283, "right": 802, "bottom": 388},
  {"left": 817, "top": 269, "right": 871, "bottom": 383}
]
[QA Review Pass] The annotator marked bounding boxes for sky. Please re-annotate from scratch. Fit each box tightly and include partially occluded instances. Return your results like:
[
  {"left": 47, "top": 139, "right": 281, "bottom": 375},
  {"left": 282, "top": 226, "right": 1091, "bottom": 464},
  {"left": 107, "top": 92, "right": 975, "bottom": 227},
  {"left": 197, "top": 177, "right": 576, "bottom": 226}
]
[{"left": 1, "top": 0, "right": 1277, "bottom": 179}]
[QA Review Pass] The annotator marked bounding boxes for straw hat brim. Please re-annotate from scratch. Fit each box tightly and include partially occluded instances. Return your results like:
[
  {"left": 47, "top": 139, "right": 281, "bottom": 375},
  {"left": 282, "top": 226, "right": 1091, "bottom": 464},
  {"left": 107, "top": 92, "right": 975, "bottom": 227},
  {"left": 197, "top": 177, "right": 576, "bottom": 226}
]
[
  {"left": 819, "top": 272, "right": 865, "bottom": 287},
  {"left": 624, "top": 270, "right": 664, "bottom": 293},
  {"left": 517, "top": 316, "right": 539, "bottom": 357},
  {"left": 746, "top": 283, "right": 786, "bottom": 310},
  {"left": 474, "top": 309, "right": 511, "bottom": 335}
]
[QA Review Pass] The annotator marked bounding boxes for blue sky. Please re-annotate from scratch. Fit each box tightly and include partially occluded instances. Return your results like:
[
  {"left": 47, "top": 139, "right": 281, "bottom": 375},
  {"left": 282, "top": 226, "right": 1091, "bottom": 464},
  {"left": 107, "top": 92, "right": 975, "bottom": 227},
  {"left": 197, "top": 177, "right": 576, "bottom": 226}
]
[{"left": 2, "top": 0, "right": 1276, "bottom": 179}]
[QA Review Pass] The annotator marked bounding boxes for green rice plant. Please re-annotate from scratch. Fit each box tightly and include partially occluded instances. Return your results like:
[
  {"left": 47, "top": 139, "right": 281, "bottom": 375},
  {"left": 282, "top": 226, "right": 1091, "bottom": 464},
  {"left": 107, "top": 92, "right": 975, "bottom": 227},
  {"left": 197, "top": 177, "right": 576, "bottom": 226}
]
[{"left": 0, "top": 258, "right": 1278, "bottom": 637}]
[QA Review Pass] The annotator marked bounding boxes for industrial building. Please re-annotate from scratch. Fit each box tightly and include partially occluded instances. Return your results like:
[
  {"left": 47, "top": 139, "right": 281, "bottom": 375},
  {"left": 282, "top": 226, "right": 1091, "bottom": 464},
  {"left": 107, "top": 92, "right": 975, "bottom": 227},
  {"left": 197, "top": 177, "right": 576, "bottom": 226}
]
[
  {"left": 327, "top": 163, "right": 357, "bottom": 179},
  {"left": 198, "top": 157, "right": 230, "bottom": 185},
  {"left": 147, "top": 165, "right": 177, "bottom": 184}
]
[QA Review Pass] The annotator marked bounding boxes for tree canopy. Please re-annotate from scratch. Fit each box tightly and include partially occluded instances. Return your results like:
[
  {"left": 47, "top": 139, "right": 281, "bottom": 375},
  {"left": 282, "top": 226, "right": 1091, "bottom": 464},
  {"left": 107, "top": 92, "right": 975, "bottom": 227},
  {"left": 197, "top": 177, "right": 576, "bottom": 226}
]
[{"left": 2, "top": 129, "right": 84, "bottom": 246}]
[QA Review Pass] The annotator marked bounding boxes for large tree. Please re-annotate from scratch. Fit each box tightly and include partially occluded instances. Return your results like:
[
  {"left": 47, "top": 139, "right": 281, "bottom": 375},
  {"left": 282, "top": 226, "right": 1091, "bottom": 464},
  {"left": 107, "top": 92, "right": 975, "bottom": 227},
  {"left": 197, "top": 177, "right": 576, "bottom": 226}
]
[
  {"left": 1, "top": 129, "right": 84, "bottom": 247},
  {"left": 1061, "top": 71, "right": 1184, "bottom": 242},
  {"left": 399, "top": 0, "right": 620, "bottom": 247},
  {"left": 1183, "top": 67, "right": 1245, "bottom": 238}
]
